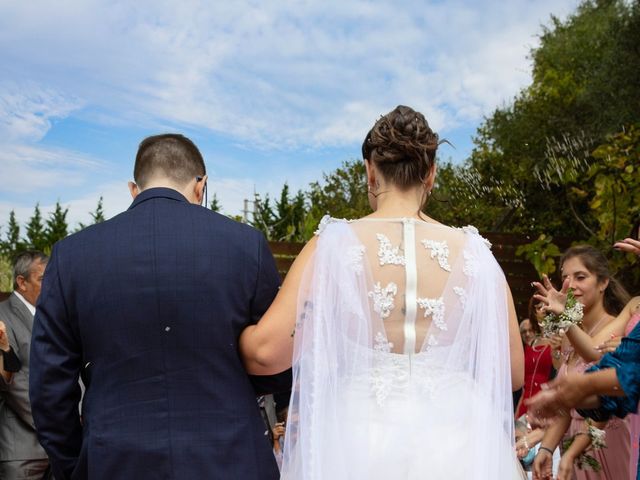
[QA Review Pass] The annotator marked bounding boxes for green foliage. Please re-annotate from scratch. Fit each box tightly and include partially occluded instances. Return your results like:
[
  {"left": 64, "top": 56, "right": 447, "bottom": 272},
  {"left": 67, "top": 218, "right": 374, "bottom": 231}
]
[
  {"left": 209, "top": 193, "right": 221, "bottom": 212},
  {"left": 250, "top": 160, "right": 371, "bottom": 242},
  {"left": 516, "top": 234, "right": 562, "bottom": 277},
  {"left": 91, "top": 196, "right": 106, "bottom": 223},
  {"left": 461, "top": 0, "right": 640, "bottom": 289},
  {"left": 45, "top": 201, "right": 69, "bottom": 250},
  {"left": 26, "top": 203, "right": 48, "bottom": 251},
  {"left": 0, "top": 255, "right": 12, "bottom": 292},
  {"left": 466, "top": 0, "right": 640, "bottom": 239},
  {"left": 251, "top": 184, "right": 308, "bottom": 242},
  {"left": 587, "top": 125, "right": 640, "bottom": 244},
  {"left": 0, "top": 211, "right": 24, "bottom": 258}
]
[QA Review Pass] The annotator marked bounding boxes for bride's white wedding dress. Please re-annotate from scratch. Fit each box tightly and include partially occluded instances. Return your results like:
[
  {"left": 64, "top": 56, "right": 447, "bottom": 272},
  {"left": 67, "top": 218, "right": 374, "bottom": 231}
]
[{"left": 281, "top": 217, "right": 524, "bottom": 479}]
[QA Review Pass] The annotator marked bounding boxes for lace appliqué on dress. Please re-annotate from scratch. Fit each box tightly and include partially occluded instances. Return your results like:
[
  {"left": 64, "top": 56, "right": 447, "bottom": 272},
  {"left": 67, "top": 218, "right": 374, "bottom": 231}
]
[
  {"left": 421, "top": 239, "right": 451, "bottom": 272},
  {"left": 459, "top": 225, "right": 492, "bottom": 249},
  {"left": 368, "top": 282, "right": 397, "bottom": 319},
  {"left": 346, "top": 245, "right": 366, "bottom": 275},
  {"left": 373, "top": 331, "right": 393, "bottom": 353},
  {"left": 376, "top": 234, "right": 405, "bottom": 266},
  {"left": 314, "top": 214, "right": 332, "bottom": 236},
  {"left": 453, "top": 286, "right": 467, "bottom": 306},
  {"left": 462, "top": 250, "right": 478, "bottom": 277},
  {"left": 417, "top": 297, "right": 446, "bottom": 331}
]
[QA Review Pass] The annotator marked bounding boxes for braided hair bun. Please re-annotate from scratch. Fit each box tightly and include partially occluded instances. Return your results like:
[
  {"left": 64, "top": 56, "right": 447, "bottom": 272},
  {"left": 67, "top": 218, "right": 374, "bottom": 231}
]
[{"left": 362, "top": 105, "right": 439, "bottom": 190}]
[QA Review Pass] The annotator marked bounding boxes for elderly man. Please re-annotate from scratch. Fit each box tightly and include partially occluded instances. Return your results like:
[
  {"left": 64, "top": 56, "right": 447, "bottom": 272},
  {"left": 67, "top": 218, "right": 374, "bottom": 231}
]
[{"left": 0, "top": 251, "right": 50, "bottom": 480}]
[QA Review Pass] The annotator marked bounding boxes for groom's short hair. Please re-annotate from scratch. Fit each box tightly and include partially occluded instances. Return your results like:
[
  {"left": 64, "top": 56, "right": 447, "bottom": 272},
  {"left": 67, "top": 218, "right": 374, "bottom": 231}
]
[{"left": 134, "top": 133, "right": 206, "bottom": 189}]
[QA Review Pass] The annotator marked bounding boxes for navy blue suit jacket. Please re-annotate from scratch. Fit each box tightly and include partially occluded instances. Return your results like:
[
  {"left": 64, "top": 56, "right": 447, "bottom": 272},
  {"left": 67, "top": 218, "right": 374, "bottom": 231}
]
[{"left": 30, "top": 188, "right": 291, "bottom": 480}]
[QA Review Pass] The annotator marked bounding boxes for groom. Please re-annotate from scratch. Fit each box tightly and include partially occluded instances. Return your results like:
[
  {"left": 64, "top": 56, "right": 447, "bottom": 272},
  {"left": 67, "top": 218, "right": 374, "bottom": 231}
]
[{"left": 30, "top": 134, "right": 291, "bottom": 480}]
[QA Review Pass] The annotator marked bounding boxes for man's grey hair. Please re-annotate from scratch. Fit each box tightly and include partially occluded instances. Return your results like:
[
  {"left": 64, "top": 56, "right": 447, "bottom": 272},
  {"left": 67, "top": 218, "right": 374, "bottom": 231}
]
[{"left": 13, "top": 251, "right": 49, "bottom": 289}]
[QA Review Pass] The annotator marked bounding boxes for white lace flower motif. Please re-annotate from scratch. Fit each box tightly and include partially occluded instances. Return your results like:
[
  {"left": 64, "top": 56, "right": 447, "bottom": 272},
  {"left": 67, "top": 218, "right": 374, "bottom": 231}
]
[
  {"left": 460, "top": 225, "right": 492, "bottom": 249},
  {"left": 314, "top": 214, "right": 332, "bottom": 236},
  {"left": 421, "top": 239, "right": 451, "bottom": 272},
  {"left": 462, "top": 250, "right": 478, "bottom": 277},
  {"left": 373, "top": 331, "right": 394, "bottom": 353},
  {"left": 417, "top": 297, "right": 446, "bottom": 331},
  {"left": 346, "top": 245, "right": 366, "bottom": 275},
  {"left": 376, "top": 234, "right": 405, "bottom": 266},
  {"left": 453, "top": 286, "right": 467, "bottom": 307},
  {"left": 368, "top": 282, "right": 398, "bottom": 319}
]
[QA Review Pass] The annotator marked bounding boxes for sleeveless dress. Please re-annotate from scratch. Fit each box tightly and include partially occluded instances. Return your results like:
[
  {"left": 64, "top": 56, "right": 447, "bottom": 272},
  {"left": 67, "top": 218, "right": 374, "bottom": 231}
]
[
  {"left": 516, "top": 342, "right": 553, "bottom": 418},
  {"left": 281, "top": 217, "right": 524, "bottom": 479},
  {"left": 560, "top": 346, "right": 631, "bottom": 479}
]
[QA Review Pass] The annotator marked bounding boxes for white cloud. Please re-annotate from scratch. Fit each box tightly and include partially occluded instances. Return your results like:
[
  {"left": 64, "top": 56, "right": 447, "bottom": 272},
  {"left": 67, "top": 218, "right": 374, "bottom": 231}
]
[
  {"left": 0, "top": 0, "right": 580, "bottom": 217},
  {"left": 0, "top": 0, "right": 579, "bottom": 148},
  {"left": 0, "top": 83, "right": 83, "bottom": 142}
]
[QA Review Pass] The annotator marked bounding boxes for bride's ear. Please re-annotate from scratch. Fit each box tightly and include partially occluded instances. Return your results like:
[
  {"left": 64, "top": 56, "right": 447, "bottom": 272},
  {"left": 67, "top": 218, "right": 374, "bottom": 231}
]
[
  {"left": 365, "top": 159, "right": 376, "bottom": 188},
  {"left": 423, "top": 164, "right": 437, "bottom": 193}
]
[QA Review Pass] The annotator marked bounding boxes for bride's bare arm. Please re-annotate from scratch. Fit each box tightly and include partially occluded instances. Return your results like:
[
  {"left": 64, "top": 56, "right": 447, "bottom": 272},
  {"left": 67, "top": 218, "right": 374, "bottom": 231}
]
[
  {"left": 240, "top": 237, "right": 318, "bottom": 375},
  {"left": 507, "top": 286, "right": 525, "bottom": 391}
]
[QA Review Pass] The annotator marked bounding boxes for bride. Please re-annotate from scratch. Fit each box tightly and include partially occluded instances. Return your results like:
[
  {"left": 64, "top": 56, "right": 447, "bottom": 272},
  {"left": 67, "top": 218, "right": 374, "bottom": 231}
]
[{"left": 240, "top": 105, "right": 525, "bottom": 479}]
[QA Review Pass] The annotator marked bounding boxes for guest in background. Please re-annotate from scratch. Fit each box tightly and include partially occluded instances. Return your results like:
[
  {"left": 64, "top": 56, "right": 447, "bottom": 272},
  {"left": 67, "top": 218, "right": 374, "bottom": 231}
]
[
  {"left": 515, "top": 297, "right": 555, "bottom": 419},
  {"left": 533, "top": 245, "right": 632, "bottom": 480},
  {"left": 0, "top": 251, "right": 51, "bottom": 480}
]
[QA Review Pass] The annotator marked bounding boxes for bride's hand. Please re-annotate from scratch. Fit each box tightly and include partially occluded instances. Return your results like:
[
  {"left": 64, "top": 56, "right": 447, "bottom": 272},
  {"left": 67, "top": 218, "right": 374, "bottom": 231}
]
[{"left": 532, "top": 275, "right": 570, "bottom": 316}]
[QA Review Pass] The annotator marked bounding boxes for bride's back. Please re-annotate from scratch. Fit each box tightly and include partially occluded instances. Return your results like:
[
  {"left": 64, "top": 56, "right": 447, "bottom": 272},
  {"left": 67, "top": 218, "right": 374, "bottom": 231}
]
[{"left": 348, "top": 218, "right": 470, "bottom": 356}]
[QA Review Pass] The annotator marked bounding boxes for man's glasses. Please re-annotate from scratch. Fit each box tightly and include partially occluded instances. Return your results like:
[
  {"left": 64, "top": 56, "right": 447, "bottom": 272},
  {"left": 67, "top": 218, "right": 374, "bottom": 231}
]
[{"left": 196, "top": 176, "right": 207, "bottom": 208}]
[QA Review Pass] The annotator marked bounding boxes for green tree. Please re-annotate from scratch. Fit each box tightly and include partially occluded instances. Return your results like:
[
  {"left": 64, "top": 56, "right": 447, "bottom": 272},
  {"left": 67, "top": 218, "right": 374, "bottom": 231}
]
[
  {"left": 209, "top": 193, "right": 221, "bottom": 212},
  {"left": 251, "top": 184, "right": 308, "bottom": 242},
  {"left": 45, "top": 201, "right": 69, "bottom": 248},
  {"left": 464, "top": 0, "right": 640, "bottom": 237},
  {"left": 91, "top": 196, "right": 106, "bottom": 224},
  {"left": 26, "top": 203, "right": 48, "bottom": 251},
  {"left": 1, "top": 210, "right": 24, "bottom": 258}
]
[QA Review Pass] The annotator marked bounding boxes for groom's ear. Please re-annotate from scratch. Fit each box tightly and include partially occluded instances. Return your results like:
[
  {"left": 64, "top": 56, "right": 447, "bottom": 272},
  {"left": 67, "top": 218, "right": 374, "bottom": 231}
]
[{"left": 128, "top": 181, "right": 139, "bottom": 199}]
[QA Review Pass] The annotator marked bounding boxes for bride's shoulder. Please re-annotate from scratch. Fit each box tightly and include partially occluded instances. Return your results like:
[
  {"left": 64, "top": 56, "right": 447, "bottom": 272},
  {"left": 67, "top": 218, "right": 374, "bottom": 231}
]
[
  {"left": 313, "top": 215, "right": 354, "bottom": 236},
  {"left": 451, "top": 224, "right": 493, "bottom": 250}
]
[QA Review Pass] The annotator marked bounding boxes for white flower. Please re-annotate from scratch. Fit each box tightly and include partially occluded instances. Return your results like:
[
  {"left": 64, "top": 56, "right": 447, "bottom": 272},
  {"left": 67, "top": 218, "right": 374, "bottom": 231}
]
[
  {"left": 368, "top": 282, "right": 398, "bottom": 319},
  {"left": 376, "top": 233, "right": 405, "bottom": 266},
  {"left": 417, "top": 297, "right": 446, "bottom": 331},
  {"left": 422, "top": 239, "right": 451, "bottom": 272}
]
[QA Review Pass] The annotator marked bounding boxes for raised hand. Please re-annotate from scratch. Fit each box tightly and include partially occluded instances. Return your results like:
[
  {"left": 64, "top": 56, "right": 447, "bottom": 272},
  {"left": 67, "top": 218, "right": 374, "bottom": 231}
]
[
  {"left": 532, "top": 275, "right": 571, "bottom": 316},
  {"left": 526, "top": 372, "right": 585, "bottom": 420},
  {"left": 0, "top": 321, "right": 9, "bottom": 352},
  {"left": 614, "top": 238, "right": 640, "bottom": 256}
]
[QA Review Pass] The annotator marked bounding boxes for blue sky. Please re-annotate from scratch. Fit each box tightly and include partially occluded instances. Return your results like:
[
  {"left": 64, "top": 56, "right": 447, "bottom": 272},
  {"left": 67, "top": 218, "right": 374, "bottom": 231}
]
[{"left": 0, "top": 0, "right": 578, "bottom": 228}]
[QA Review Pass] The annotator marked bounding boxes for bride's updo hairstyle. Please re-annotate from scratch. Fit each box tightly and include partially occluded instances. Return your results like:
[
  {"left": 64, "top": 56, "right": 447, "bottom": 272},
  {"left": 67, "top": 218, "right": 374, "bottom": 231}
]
[{"left": 362, "top": 105, "right": 439, "bottom": 190}]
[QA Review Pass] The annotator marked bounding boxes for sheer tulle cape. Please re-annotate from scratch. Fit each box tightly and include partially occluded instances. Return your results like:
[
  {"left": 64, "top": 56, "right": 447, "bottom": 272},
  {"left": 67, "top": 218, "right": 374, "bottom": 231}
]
[{"left": 281, "top": 219, "right": 523, "bottom": 479}]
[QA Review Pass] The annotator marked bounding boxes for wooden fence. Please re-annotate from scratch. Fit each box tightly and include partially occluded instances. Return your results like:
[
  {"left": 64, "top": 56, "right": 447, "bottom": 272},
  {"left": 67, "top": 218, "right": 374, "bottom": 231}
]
[{"left": 271, "top": 232, "right": 552, "bottom": 320}]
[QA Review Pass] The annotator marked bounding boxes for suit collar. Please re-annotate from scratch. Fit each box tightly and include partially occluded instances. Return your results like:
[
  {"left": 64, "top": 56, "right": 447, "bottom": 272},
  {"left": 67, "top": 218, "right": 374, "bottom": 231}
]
[
  {"left": 128, "top": 187, "right": 189, "bottom": 210},
  {"left": 13, "top": 291, "right": 35, "bottom": 316},
  {"left": 8, "top": 292, "right": 34, "bottom": 333}
]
